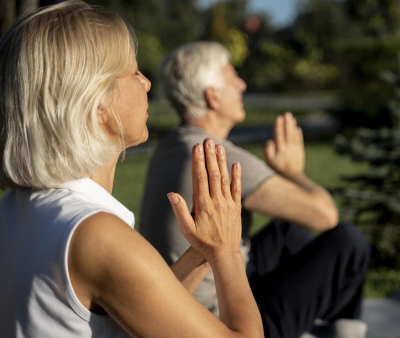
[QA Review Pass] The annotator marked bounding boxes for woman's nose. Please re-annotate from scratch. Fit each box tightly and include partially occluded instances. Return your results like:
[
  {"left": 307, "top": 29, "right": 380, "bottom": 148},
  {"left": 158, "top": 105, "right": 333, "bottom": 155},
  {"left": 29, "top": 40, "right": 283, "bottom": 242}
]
[{"left": 141, "top": 76, "right": 151, "bottom": 93}]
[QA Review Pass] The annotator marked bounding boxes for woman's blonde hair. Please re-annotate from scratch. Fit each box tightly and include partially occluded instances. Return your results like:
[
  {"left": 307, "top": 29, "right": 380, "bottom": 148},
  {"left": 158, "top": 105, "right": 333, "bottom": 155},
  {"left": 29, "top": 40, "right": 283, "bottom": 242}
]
[{"left": 0, "top": 0, "right": 136, "bottom": 190}]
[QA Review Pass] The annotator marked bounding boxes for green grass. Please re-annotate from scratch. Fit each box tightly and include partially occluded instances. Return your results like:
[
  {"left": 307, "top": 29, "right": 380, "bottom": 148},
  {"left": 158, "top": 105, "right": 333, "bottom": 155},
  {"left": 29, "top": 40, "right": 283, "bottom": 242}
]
[{"left": 112, "top": 154, "right": 150, "bottom": 229}]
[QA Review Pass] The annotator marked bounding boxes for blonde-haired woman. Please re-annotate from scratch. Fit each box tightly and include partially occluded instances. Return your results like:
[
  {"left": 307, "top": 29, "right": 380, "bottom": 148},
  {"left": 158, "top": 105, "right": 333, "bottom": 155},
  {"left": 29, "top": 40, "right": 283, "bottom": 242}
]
[{"left": 0, "top": 1, "right": 263, "bottom": 337}]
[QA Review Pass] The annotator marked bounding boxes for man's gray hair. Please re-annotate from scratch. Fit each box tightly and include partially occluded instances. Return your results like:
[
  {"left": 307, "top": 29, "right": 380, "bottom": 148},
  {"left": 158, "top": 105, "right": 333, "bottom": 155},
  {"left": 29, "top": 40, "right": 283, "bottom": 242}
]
[{"left": 162, "top": 42, "right": 231, "bottom": 122}]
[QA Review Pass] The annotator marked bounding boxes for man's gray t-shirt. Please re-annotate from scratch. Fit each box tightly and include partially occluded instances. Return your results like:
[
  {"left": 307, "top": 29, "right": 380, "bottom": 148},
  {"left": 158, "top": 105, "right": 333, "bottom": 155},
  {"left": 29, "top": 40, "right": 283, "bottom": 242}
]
[{"left": 140, "top": 124, "right": 274, "bottom": 315}]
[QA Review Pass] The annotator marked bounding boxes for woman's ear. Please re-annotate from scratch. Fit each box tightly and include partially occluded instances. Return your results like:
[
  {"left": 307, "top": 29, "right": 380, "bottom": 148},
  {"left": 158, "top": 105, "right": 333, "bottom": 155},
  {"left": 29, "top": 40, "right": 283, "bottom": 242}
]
[
  {"left": 204, "top": 86, "right": 221, "bottom": 112},
  {"left": 97, "top": 105, "right": 108, "bottom": 125}
]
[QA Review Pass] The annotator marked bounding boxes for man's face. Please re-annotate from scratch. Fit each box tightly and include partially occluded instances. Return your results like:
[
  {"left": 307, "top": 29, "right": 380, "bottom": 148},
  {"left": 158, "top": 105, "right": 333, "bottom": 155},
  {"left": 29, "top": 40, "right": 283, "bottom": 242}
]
[{"left": 216, "top": 62, "right": 247, "bottom": 124}]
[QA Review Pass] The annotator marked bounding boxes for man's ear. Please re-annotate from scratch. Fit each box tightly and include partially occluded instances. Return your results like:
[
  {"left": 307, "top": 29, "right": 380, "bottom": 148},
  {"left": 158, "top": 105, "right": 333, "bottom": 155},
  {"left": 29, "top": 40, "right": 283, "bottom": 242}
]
[{"left": 204, "top": 86, "right": 221, "bottom": 111}]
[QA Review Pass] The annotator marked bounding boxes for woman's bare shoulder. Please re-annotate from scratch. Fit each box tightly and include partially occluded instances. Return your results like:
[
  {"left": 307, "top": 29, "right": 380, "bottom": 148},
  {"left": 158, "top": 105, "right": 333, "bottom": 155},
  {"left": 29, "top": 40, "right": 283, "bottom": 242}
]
[{"left": 68, "top": 211, "right": 167, "bottom": 296}]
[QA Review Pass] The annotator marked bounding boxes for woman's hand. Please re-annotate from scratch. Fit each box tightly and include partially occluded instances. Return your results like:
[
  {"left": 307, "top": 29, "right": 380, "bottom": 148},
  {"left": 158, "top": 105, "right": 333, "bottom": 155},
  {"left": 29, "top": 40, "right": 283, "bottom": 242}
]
[
  {"left": 263, "top": 112, "right": 305, "bottom": 177},
  {"left": 168, "top": 138, "right": 242, "bottom": 261}
]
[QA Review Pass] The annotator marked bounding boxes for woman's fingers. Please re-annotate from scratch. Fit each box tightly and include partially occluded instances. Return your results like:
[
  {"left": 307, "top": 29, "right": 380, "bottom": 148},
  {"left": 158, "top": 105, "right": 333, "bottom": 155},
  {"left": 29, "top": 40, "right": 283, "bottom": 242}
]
[
  {"left": 203, "top": 138, "right": 222, "bottom": 199},
  {"left": 263, "top": 139, "right": 276, "bottom": 164},
  {"left": 284, "top": 112, "right": 296, "bottom": 144},
  {"left": 192, "top": 138, "right": 239, "bottom": 205},
  {"left": 191, "top": 144, "right": 200, "bottom": 208},
  {"left": 274, "top": 115, "right": 285, "bottom": 149},
  {"left": 297, "top": 126, "right": 304, "bottom": 147},
  {"left": 230, "top": 162, "right": 242, "bottom": 206},
  {"left": 168, "top": 193, "right": 195, "bottom": 236},
  {"left": 191, "top": 143, "right": 209, "bottom": 198},
  {"left": 216, "top": 145, "right": 232, "bottom": 200}
]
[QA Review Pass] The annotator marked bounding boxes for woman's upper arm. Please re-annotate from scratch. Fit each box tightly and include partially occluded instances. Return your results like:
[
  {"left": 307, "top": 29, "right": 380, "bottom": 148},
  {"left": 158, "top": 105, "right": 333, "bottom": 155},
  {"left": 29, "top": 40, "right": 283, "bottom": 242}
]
[{"left": 68, "top": 212, "right": 236, "bottom": 338}]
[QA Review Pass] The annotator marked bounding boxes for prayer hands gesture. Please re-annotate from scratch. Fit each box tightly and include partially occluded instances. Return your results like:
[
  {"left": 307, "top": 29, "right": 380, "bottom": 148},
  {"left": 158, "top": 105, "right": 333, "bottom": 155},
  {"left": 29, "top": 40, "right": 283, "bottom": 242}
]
[
  {"left": 263, "top": 112, "right": 305, "bottom": 176},
  {"left": 168, "top": 138, "right": 242, "bottom": 260}
]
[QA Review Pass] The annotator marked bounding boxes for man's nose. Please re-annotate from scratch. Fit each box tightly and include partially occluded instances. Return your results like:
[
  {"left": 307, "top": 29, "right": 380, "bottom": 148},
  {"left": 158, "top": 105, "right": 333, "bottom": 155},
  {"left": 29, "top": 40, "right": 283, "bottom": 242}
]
[{"left": 239, "top": 78, "right": 247, "bottom": 92}]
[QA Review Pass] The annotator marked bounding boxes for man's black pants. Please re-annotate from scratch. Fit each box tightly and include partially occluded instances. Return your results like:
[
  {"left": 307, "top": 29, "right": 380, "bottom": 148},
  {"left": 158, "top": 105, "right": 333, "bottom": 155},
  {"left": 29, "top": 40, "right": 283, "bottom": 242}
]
[{"left": 248, "top": 220, "right": 370, "bottom": 338}]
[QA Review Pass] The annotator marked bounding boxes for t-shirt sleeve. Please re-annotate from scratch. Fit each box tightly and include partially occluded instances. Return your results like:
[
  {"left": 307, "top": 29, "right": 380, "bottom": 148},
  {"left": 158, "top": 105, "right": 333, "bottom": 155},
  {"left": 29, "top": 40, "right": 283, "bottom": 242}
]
[{"left": 222, "top": 140, "right": 275, "bottom": 201}]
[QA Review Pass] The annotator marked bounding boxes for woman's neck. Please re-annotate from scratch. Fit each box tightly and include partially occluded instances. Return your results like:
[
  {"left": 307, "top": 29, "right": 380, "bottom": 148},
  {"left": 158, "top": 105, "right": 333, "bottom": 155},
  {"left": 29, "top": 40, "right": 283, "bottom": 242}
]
[{"left": 89, "top": 155, "right": 119, "bottom": 194}]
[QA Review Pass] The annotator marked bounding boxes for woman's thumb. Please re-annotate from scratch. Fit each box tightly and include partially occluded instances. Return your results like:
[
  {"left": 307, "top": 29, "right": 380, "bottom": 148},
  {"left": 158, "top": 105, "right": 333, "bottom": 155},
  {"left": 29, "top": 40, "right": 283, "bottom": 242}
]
[{"left": 168, "top": 193, "right": 195, "bottom": 235}]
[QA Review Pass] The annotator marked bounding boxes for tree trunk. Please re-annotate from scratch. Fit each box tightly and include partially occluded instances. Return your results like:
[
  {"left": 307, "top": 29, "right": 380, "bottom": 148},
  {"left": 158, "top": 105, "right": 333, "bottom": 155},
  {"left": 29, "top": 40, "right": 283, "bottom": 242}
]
[{"left": 0, "top": 0, "right": 16, "bottom": 37}]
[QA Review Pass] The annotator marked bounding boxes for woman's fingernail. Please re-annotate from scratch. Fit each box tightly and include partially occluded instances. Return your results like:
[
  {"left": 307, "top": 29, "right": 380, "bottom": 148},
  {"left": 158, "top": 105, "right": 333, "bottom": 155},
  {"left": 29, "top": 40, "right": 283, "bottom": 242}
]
[
  {"left": 236, "top": 162, "right": 241, "bottom": 170},
  {"left": 208, "top": 139, "right": 215, "bottom": 148},
  {"left": 168, "top": 194, "right": 180, "bottom": 205},
  {"left": 217, "top": 146, "right": 224, "bottom": 155},
  {"left": 197, "top": 145, "right": 203, "bottom": 153}
]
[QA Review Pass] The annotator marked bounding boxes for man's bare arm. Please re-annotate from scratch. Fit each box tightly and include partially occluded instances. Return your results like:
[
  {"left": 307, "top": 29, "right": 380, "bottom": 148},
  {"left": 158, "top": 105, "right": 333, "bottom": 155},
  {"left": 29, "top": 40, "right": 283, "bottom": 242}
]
[
  {"left": 243, "top": 113, "right": 338, "bottom": 231},
  {"left": 243, "top": 174, "right": 338, "bottom": 231}
]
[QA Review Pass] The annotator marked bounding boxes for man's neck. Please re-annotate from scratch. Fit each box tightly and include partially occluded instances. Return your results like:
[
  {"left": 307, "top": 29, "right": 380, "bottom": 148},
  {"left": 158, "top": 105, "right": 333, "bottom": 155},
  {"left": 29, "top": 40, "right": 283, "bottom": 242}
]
[{"left": 187, "top": 110, "right": 234, "bottom": 140}]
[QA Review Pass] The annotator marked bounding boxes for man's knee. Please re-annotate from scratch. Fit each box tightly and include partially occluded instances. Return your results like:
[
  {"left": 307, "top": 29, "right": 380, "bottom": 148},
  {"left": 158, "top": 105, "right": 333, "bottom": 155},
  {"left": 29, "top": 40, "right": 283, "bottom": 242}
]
[{"left": 323, "top": 223, "right": 370, "bottom": 263}]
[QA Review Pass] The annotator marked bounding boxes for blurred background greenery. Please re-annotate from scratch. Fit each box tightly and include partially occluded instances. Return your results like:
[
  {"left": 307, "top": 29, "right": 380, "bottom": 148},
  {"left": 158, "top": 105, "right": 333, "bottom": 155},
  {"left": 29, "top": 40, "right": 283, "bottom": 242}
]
[{"left": 1, "top": 0, "right": 400, "bottom": 298}]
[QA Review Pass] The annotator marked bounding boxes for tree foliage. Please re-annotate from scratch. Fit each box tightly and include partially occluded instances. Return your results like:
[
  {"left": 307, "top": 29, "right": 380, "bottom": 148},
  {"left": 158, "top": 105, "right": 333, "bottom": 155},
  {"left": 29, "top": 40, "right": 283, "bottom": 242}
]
[
  {"left": 334, "top": 59, "right": 400, "bottom": 268},
  {"left": 286, "top": 0, "right": 400, "bottom": 128},
  {"left": 2, "top": 0, "right": 400, "bottom": 128},
  {"left": 241, "top": 0, "right": 345, "bottom": 91},
  {"left": 208, "top": 2, "right": 249, "bottom": 67}
]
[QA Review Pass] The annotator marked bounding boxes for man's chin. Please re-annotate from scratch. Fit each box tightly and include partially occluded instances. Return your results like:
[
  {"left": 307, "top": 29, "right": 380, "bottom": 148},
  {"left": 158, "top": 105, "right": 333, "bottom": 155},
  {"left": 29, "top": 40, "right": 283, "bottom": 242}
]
[{"left": 236, "top": 111, "right": 246, "bottom": 124}]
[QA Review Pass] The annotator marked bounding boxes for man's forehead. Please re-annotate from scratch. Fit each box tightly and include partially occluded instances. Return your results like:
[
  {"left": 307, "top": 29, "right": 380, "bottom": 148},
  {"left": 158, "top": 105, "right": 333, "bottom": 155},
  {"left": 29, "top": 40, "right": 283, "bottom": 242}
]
[{"left": 221, "top": 62, "right": 235, "bottom": 76}]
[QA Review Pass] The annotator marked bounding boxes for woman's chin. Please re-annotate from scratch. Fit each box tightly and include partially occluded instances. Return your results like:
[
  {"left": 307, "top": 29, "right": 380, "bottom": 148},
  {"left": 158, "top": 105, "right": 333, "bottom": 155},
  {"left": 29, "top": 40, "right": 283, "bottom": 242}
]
[
  {"left": 127, "top": 128, "right": 149, "bottom": 148},
  {"left": 142, "top": 127, "right": 149, "bottom": 143},
  {"left": 141, "top": 134, "right": 149, "bottom": 144}
]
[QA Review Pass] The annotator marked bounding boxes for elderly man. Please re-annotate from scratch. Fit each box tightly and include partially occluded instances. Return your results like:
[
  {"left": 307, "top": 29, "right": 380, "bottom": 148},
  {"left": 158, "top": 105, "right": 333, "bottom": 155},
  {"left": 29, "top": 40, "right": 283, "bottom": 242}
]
[{"left": 140, "top": 42, "right": 369, "bottom": 338}]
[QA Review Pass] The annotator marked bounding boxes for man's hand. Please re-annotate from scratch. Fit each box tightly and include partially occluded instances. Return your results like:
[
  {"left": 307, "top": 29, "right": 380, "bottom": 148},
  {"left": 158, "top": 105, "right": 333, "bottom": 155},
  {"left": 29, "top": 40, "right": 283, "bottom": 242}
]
[
  {"left": 245, "top": 112, "right": 338, "bottom": 230},
  {"left": 263, "top": 112, "right": 305, "bottom": 177}
]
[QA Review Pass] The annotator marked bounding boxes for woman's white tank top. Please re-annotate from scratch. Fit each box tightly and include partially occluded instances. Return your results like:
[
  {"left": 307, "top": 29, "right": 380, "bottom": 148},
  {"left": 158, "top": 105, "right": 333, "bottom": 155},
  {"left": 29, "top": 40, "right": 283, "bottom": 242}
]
[{"left": 0, "top": 178, "right": 135, "bottom": 337}]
